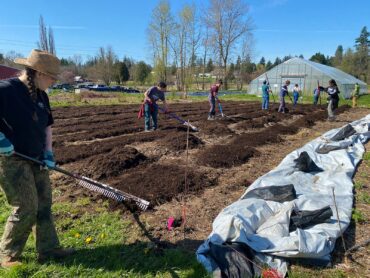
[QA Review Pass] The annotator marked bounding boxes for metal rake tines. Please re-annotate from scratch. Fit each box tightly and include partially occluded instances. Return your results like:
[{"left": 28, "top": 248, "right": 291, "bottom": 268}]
[
  {"left": 77, "top": 178, "right": 150, "bottom": 211},
  {"left": 78, "top": 179, "right": 125, "bottom": 202}
]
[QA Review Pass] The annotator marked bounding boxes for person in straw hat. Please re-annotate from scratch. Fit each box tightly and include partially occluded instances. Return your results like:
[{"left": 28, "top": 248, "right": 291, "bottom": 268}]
[{"left": 0, "top": 49, "right": 75, "bottom": 268}]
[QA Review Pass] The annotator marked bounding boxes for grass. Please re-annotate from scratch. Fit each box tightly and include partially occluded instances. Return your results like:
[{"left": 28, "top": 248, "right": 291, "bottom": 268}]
[
  {"left": 49, "top": 90, "right": 370, "bottom": 109},
  {"left": 0, "top": 190, "right": 209, "bottom": 277},
  {"left": 351, "top": 208, "right": 366, "bottom": 223}
]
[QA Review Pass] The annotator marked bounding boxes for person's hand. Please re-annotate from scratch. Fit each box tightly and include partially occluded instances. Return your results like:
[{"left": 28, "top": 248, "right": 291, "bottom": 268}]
[
  {"left": 145, "top": 97, "right": 152, "bottom": 104},
  {"left": 43, "top": 150, "right": 56, "bottom": 168},
  {"left": 0, "top": 132, "right": 14, "bottom": 156}
]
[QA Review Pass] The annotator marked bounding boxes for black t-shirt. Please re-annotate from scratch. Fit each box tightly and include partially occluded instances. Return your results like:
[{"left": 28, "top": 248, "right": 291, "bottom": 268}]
[{"left": 0, "top": 78, "right": 54, "bottom": 158}]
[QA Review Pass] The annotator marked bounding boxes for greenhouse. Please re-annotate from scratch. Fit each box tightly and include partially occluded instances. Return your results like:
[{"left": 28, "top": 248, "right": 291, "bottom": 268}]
[{"left": 248, "top": 57, "right": 367, "bottom": 99}]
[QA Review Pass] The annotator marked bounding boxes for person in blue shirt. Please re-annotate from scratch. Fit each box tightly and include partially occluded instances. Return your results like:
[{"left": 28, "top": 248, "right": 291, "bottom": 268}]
[
  {"left": 278, "top": 80, "right": 291, "bottom": 113},
  {"left": 0, "top": 49, "right": 75, "bottom": 268},
  {"left": 261, "top": 80, "right": 270, "bottom": 110},
  {"left": 292, "top": 84, "right": 301, "bottom": 106},
  {"left": 143, "top": 81, "right": 168, "bottom": 131}
]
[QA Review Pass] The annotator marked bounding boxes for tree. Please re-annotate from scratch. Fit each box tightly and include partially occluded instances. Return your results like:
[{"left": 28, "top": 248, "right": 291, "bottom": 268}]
[
  {"left": 332, "top": 45, "right": 343, "bottom": 66},
  {"left": 114, "top": 62, "right": 129, "bottom": 84},
  {"left": 206, "top": 58, "right": 214, "bottom": 72},
  {"left": 259, "top": 57, "right": 265, "bottom": 66},
  {"left": 282, "top": 55, "right": 292, "bottom": 62},
  {"left": 147, "top": 0, "right": 176, "bottom": 82},
  {"left": 309, "top": 52, "right": 328, "bottom": 65},
  {"left": 354, "top": 26, "right": 369, "bottom": 82},
  {"left": 95, "top": 46, "right": 117, "bottom": 85},
  {"left": 134, "top": 61, "right": 152, "bottom": 85},
  {"left": 299, "top": 54, "right": 304, "bottom": 59},
  {"left": 273, "top": 57, "right": 282, "bottom": 67},
  {"left": 265, "top": 60, "right": 273, "bottom": 70},
  {"left": 37, "top": 15, "right": 56, "bottom": 54},
  {"left": 204, "top": 0, "right": 252, "bottom": 89},
  {"left": 0, "top": 53, "right": 4, "bottom": 64},
  {"left": 340, "top": 48, "right": 355, "bottom": 76}
]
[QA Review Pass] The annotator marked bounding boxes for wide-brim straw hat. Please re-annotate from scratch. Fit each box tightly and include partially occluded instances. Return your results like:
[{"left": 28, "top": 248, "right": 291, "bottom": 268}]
[{"left": 14, "top": 49, "right": 60, "bottom": 79}]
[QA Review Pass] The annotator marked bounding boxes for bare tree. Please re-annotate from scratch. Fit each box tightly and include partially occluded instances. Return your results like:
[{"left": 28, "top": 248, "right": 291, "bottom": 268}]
[
  {"left": 204, "top": 0, "right": 252, "bottom": 88},
  {"left": 95, "top": 46, "right": 118, "bottom": 85},
  {"left": 48, "top": 27, "right": 56, "bottom": 55},
  {"left": 37, "top": 15, "right": 56, "bottom": 54},
  {"left": 147, "top": 0, "right": 175, "bottom": 82}
]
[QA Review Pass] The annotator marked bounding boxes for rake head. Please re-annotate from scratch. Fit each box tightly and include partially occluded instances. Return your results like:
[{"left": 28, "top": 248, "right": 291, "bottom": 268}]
[{"left": 77, "top": 178, "right": 150, "bottom": 211}]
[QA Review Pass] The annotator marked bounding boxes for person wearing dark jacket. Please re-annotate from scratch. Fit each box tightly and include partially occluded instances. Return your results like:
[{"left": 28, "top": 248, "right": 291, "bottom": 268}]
[
  {"left": 320, "top": 79, "right": 340, "bottom": 121},
  {"left": 0, "top": 49, "right": 75, "bottom": 268},
  {"left": 143, "top": 81, "right": 168, "bottom": 131}
]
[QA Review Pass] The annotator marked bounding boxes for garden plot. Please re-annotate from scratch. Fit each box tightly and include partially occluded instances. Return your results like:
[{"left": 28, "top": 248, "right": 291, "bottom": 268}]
[{"left": 52, "top": 101, "right": 350, "bottom": 208}]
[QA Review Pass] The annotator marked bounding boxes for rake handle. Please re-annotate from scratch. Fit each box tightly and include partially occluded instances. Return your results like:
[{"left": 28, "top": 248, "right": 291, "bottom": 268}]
[
  {"left": 14, "top": 151, "right": 79, "bottom": 179},
  {"left": 14, "top": 152, "right": 149, "bottom": 209}
]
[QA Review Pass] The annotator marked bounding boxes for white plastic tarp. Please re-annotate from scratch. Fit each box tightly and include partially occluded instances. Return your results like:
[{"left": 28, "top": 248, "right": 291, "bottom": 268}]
[{"left": 197, "top": 114, "right": 370, "bottom": 276}]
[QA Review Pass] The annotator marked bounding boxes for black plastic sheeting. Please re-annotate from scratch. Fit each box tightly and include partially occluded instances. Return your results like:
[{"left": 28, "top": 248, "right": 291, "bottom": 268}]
[
  {"left": 294, "top": 151, "right": 324, "bottom": 173},
  {"left": 242, "top": 184, "right": 296, "bottom": 202},
  {"left": 330, "top": 124, "right": 356, "bottom": 141},
  {"left": 208, "top": 242, "right": 258, "bottom": 278},
  {"left": 289, "top": 205, "right": 333, "bottom": 232}
]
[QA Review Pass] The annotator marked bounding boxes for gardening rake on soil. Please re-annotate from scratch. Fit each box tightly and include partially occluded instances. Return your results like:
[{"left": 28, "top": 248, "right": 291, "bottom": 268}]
[
  {"left": 14, "top": 152, "right": 150, "bottom": 211},
  {"left": 215, "top": 97, "right": 225, "bottom": 117},
  {"left": 158, "top": 106, "right": 198, "bottom": 131}
]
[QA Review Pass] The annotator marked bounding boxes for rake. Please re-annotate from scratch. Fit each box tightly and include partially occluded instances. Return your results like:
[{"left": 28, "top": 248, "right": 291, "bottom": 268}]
[
  {"left": 14, "top": 152, "right": 150, "bottom": 211},
  {"left": 158, "top": 106, "right": 198, "bottom": 131},
  {"left": 215, "top": 97, "right": 225, "bottom": 117}
]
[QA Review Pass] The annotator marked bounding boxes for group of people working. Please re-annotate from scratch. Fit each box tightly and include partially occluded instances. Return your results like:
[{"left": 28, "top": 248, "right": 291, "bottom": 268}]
[
  {"left": 0, "top": 48, "right": 362, "bottom": 268},
  {"left": 262, "top": 79, "right": 347, "bottom": 121}
]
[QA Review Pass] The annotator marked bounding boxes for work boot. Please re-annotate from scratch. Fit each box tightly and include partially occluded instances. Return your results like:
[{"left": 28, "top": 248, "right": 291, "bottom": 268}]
[
  {"left": 1, "top": 256, "right": 22, "bottom": 268},
  {"left": 207, "top": 116, "right": 214, "bottom": 121},
  {"left": 38, "top": 247, "right": 76, "bottom": 262}
]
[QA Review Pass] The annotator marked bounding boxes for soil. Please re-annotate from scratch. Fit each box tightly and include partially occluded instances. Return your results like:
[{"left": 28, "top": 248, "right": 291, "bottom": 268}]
[{"left": 50, "top": 101, "right": 369, "bottom": 274}]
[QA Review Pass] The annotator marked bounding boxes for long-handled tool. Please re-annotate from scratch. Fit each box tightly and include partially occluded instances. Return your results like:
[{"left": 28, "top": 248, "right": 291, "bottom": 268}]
[
  {"left": 318, "top": 80, "right": 322, "bottom": 105},
  {"left": 158, "top": 106, "right": 198, "bottom": 131},
  {"left": 265, "top": 73, "right": 276, "bottom": 103},
  {"left": 14, "top": 152, "right": 150, "bottom": 210},
  {"left": 215, "top": 97, "right": 225, "bottom": 117}
]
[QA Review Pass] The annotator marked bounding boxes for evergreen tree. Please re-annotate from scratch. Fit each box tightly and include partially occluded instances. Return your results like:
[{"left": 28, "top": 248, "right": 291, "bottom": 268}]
[
  {"left": 206, "top": 58, "right": 214, "bottom": 72},
  {"left": 309, "top": 52, "right": 328, "bottom": 65},
  {"left": 259, "top": 57, "right": 265, "bottom": 66}
]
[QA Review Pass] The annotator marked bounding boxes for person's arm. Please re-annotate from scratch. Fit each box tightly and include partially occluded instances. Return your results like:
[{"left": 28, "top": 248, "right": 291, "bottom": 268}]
[{"left": 144, "top": 88, "right": 152, "bottom": 103}]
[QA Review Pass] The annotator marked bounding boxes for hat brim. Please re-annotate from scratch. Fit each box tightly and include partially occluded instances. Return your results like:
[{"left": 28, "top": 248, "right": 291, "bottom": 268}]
[{"left": 14, "top": 58, "right": 58, "bottom": 79}]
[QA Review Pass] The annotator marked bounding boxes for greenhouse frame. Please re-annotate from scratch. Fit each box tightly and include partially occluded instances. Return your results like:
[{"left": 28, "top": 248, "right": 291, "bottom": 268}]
[{"left": 248, "top": 57, "right": 367, "bottom": 99}]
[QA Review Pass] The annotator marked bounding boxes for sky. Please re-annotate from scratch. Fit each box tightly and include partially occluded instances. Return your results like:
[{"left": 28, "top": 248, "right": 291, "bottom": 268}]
[{"left": 0, "top": 0, "right": 369, "bottom": 64}]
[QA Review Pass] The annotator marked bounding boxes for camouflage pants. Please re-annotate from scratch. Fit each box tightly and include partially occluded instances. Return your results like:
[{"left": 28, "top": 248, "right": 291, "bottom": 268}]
[{"left": 0, "top": 156, "right": 59, "bottom": 260}]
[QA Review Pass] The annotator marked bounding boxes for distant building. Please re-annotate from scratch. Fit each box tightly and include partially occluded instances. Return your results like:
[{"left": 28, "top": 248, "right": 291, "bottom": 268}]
[
  {"left": 249, "top": 58, "right": 367, "bottom": 99},
  {"left": 0, "top": 65, "right": 20, "bottom": 80}
]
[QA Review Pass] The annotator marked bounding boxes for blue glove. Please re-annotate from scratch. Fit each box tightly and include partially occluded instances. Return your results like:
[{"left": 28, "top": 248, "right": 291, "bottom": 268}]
[
  {"left": 43, "top": 150, "right": 56, "bottom": 168},
  {"left": 0, "top": 132, "right": 14, "bottom": 156}
]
